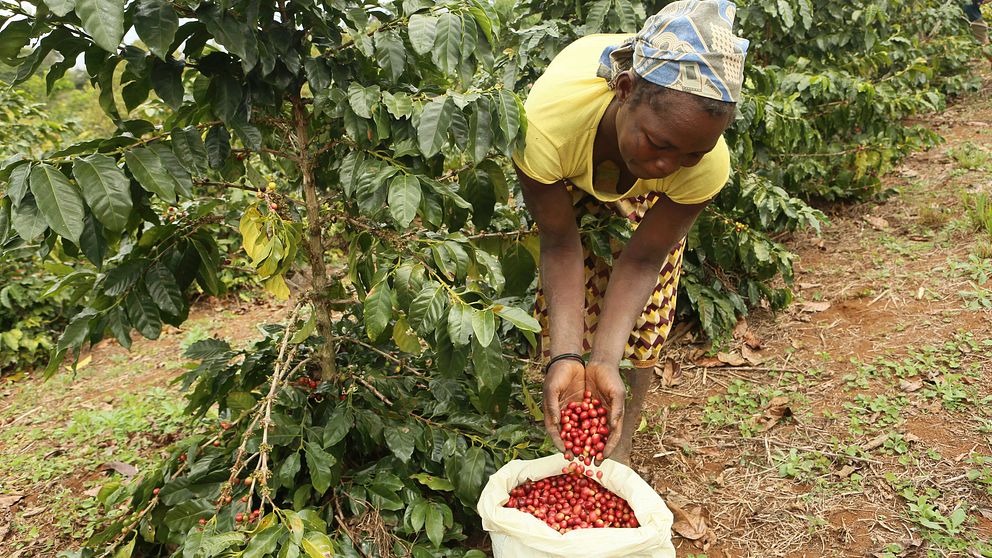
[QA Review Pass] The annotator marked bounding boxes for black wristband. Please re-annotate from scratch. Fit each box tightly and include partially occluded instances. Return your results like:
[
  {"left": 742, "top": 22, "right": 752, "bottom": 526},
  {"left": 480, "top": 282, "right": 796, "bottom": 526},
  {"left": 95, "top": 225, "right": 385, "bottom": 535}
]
[{"left": 544, "top": 353, "right": 584, "bottom": 374}]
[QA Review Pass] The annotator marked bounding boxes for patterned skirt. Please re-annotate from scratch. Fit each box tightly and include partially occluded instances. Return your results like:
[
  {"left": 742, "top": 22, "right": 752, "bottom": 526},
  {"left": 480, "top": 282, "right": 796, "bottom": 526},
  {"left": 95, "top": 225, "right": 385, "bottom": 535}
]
[{"left": 536, "top": 189, "right": 685, "bottom": 369}]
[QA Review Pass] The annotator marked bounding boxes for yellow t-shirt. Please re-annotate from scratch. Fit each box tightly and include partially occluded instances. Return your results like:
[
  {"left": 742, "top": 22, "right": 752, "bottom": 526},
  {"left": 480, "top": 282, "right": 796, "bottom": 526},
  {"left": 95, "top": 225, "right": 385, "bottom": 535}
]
[{"left": 512, "top": 34, "right": 730, "bottom": 205}]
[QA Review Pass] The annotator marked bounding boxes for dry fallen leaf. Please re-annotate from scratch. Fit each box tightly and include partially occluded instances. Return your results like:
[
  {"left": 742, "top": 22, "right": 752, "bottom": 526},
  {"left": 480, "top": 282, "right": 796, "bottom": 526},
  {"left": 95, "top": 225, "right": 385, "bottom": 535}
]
[
  {"left": 862, "top": 433, "right": 890, "bottom": 452},
  {"left": 835, "top": 465, "right": 858, "bottom": 479},
  {"left": 101, "top": 461, "right": 138, "bottom": 478},
  {"left": 655, "top": 359, "right": 683, "bottom": 388},
  {"left": 741, "top": 345, "right": 764, "bottom": 365},
  {"left": 757, "top": 396, "right": 793, "bottom": 431},
  {"left": 716, "top": 352, "right": 747, "bottom": 366},
  {"left": 742, "top": 331, "right": 763, "bottom": 350},
  {"left": 732, "top": 317, "right": 749, "bottom": 340},
  {"left": 864, "top": 215, "right": 890, "bottom": 230},
  {"left": 669, "top": 503, "right": 716, "bottom": 550},
  {"left": 0, "top": 494, "right": 23, "bottom": 509},
  {"left": 899, "top": 378, "right": 923, "bottom": 393},
  {"left": 696, "top": 356, "right": 725, "bottom": 367},
  {"left": 801, "top": 301, "right": 831, "bottom": 313},
  {"left": 21, "top": 507, "right": 45, "bottom": 518}
]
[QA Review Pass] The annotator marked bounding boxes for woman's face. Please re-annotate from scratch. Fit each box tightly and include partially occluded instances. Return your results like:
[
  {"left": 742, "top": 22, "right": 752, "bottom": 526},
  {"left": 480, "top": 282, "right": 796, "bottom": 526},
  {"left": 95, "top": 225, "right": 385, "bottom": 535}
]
[{"left": 614, "top": 78, "right": 731, "bottom": 180}]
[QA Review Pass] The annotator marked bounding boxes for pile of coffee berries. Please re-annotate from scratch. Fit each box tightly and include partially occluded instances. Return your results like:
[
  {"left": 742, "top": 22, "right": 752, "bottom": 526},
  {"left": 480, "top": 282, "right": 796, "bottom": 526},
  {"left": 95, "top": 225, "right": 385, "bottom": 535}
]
[
  {"left": 504, "top": 464, "right": 639, "bottom": 532},
  {"left": 560, "top": 391, "right": 609, "bottom": 465}
]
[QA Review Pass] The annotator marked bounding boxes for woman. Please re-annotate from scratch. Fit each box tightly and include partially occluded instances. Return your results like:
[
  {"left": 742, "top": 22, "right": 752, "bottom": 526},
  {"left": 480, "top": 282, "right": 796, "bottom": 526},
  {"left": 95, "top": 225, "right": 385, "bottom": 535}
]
[{"left": 512, "top": 0, "right": 749, "bottom": 464}]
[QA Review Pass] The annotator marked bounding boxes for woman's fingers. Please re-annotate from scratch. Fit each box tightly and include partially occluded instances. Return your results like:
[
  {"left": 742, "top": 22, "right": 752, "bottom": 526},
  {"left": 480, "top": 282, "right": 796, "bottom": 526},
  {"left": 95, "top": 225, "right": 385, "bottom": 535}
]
[
  {"left": 543, "top": 396, "right": 566, "bottom": 452},
  {"left": 599, "top": 393, "right": 624, "bottom": 462}
]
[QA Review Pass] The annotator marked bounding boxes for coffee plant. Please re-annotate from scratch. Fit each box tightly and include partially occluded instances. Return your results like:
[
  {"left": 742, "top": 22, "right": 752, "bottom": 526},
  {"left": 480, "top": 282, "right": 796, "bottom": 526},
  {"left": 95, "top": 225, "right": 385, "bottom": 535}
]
[{"left": 0, "top": 0, "right": 984, "bottom": 555}]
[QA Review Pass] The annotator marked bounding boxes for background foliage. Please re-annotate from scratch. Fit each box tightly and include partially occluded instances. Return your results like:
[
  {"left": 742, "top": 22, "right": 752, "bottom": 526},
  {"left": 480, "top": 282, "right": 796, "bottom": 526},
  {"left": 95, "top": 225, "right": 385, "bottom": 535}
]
[{"left": 0, "top": 0, "right": 986, "bottom": 555}]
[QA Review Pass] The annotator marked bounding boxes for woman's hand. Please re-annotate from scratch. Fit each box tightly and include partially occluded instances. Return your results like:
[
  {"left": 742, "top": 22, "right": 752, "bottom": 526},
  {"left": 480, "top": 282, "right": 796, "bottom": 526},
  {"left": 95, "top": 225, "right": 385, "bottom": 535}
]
[
  {"left": 542, "top": 359, "right": 586, "bottom": 452},
  {"left": 585, "top": 361, "right": 626, "bottom": 462}
]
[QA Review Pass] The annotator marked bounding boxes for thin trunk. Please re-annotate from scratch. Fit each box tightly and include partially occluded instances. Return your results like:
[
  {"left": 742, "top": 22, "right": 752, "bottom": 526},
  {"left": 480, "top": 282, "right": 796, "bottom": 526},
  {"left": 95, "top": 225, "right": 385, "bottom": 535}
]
[{"left": 292, "top": 95, "right": 338, "bottom": 379}]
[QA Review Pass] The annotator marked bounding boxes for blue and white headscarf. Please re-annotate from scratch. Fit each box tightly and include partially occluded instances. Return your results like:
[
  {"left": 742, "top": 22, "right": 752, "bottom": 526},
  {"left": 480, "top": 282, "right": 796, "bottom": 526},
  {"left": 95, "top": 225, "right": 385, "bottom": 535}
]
[{"left": 598, "top": 0, "right": 749, "bottom": 103}]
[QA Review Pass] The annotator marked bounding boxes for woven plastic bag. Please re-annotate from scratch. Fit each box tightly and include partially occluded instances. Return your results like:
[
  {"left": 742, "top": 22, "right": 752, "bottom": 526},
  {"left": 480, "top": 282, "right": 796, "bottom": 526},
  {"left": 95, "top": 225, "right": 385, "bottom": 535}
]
[{"left": 477, "top": 454, "right": 676, "bottom": 558}]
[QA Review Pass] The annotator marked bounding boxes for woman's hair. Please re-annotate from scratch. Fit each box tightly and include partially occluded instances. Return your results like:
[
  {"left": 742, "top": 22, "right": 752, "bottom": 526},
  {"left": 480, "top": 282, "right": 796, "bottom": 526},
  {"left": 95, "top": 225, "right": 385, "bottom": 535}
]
[{"left": 629, "top": 72, "right": 737, "bottom": 119}]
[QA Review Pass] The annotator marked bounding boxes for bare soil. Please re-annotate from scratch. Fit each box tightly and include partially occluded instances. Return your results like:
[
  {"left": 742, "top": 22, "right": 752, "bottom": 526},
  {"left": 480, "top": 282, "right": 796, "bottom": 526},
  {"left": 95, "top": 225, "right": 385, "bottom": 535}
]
[{"left": 632, "top": 73, "right": 992, "bottom": 557}]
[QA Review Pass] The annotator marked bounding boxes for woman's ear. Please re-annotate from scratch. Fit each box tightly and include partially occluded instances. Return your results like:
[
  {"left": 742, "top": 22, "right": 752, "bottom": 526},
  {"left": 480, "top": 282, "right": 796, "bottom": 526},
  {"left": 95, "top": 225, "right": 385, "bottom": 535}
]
[{"left": 614, "top": 71, "right": 635, "bottom": 103}]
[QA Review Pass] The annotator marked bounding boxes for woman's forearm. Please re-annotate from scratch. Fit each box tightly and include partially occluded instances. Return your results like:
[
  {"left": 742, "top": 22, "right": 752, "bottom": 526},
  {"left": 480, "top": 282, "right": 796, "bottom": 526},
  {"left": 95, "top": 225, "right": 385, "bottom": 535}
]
[{"left": 539, "top": 232, "right": 587, "bottom": 357}]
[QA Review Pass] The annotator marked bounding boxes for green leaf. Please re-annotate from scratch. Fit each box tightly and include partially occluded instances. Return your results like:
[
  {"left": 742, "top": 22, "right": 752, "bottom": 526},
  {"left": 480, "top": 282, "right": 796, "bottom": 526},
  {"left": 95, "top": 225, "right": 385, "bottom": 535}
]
[
  {"left": 29, "top": 164, "right": 85, "bottom": 244},
  {"left": 407, "top": 14, "right": 437, "bottom": 55},
  {"left": 363, "top": 281, "right": 392, "bottom": 340},
  {"left": 409, "top": 500, "right": 428, "bottom": 532},
  {"left": 102, "top": 260, "right": 145, "bottom": 296},
  {"left": 151, "top": 143, "right": 193, "bottom": 199},
  {"left": 210, "top": 74, "right": 242, "bottom": 124},
  {"left": 347, "top": 83, "right": 378, "bottom": 119},
  {"left": 387, "top": 175, "right": 421, "bottom": 227},
  {"left": 432, "top": 13, "right": 461, "bottom": 74},
  {"left": 495, "top": 305, "right": 540, "bottom": 332},
  {"left": 134, "top": 0, "right": 178, "bottom": 59},
  {"left": 150, "top": 58, "right": 183, "bottom": 110},
  {"left": 43, "top": 0, "right": 76, "bottom": 17},
  {"left": 145, "top": 264, "right": 184, "bottom": 316},
  {"left": 382, "top": 91, "right": 414, "bottom": 119},
  {"left": 243, "top": 525, "right": 283, "bottom": 558},
  {"left": 124, "top": 148, "right": 176, "bottom": 203},
  {"left": 446, "top": 303, "right": 473, "bottom": 347},
  {"left": 322, "top": 407, "right": 353, "bottom": 447},
  {"left": 162, "top": 500, "right": 212, "bottom": 533},
  {"left": 375, "top": 30, "right": 406, "bottom": 81},
  {"left": 72, "top": 155, "right": 131, "bottom": 232},
  {"left": 126, "top": 287, "right": 162, "bottom": 340},
  {"left": 495, "top": 90, "right": 521, "bottom": 151},
  {"left": 11, "top": 195, "right": 49, "bottom": 241},
  {"left": 113, "top": 535, "right": 135, "bottom": 558},
  {"left": 469, "top": 98, "right": 493, "bottom": 162},
  {"left": 205, "top": 126, "right": 231, "bottom": 169},
  {"left": 471, "top": 336, "right": 505, "bottom": 392},
  {"left": 418, "top": 96, "right": 453, "bottom": 157},
  {"left": 410, "top": 473, "right": 454, "bottom": 492},
  {"left": 275, "top": 452, "right": 301, "bottom": 488},
  {"left": 392, "top": 318, "right": 422, "bottom": 354},
  {"left": 80, "top": 212, "right": 107, "bottom": 267},
  {"left": 5, "top": 163, "right": 30, "bottom": 208},
  {"left": 196, "top": 533, "right": 245, "bottom": 557},
  {"left": 300, "top": 532, "right": 334, "bottom": 558},
  {"left": 384, "top": 426, "right": 415, "bottom": 463},
  {"left": 304, "top": 441, "right": 336, "bottom": 495},
  {"left": 425, "top": 503, "right": 444, "bottom": 547},
  {"left": 171, "top": 127, "right": 208, "bottom": 176},
  {"left": 454, "top": 446, "right": 486, "bottom": 504},
  {"left": 0, "top": 20, "right": 33, "bottom": 64},
  {"left": 408, "top": 284, "right": 446, "bottom": 333},
  {"left": 471, "top": 308, "right": 496, "bottom": 347},
  {"left": 500, "top": 243, "right": 536, "bottom": 297},
  {"left": 75, "top": 0, "right": 125, "bottom": 52}
]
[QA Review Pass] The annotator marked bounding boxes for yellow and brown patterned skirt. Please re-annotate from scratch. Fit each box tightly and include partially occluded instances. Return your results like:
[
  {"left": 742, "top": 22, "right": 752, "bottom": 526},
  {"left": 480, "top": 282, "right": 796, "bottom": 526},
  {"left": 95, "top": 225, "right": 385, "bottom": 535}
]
[{"left": 536, "top": 189, "right": 684, "bottom": 369}]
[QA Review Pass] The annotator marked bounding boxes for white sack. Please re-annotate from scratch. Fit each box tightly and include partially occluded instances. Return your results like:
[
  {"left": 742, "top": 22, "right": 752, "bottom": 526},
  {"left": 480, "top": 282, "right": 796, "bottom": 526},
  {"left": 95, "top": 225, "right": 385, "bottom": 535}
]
[{"left": 477, "top": 454, "right": 676, "bottom": 558}]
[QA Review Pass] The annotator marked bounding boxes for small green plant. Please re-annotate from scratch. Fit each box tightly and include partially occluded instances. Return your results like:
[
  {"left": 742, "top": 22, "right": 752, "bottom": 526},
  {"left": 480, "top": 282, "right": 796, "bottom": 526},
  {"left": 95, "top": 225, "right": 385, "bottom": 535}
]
[
  {"left": 922, "top": 374, "right": 974, "bottom": 411},
  {"left": 966, "top": 455, "right": 992, "bottom": 495},
  {"left": 917, "top": 204, "right": 950, "bottom": 230},
  {"left": 964, "top": 192, "right": 992, "bottom": 237},
  {"left": 775, "top": 449, "right": 832, "bottom": 482},
  {"left": 701, "top": 380, "right": 797, "bottom": 437},
  {"left": 949, "top": 142, "right": 992, "bottom": 171},
  {"left": 846, "top": 394, "right": 905, "bottom": 436}
]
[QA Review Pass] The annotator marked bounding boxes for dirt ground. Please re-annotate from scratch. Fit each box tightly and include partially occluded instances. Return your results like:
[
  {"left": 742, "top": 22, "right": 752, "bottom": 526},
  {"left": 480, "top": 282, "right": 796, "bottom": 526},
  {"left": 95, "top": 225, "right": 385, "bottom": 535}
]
[
  {"left": 631, "top": 73, "right": 992, "bottom": 556},
  {"left": 2, "top": 72, "right": 992, "bottom": 558},
  {"left": 0, "top": 296, "right": 290, "bottom": 556}
]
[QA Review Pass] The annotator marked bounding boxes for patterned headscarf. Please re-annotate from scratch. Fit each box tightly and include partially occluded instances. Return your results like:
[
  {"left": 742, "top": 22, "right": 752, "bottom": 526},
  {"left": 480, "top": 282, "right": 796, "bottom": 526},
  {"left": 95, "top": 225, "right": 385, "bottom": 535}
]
[{"left": 598, "top": 0, "right": 749, "bottom": 103}]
